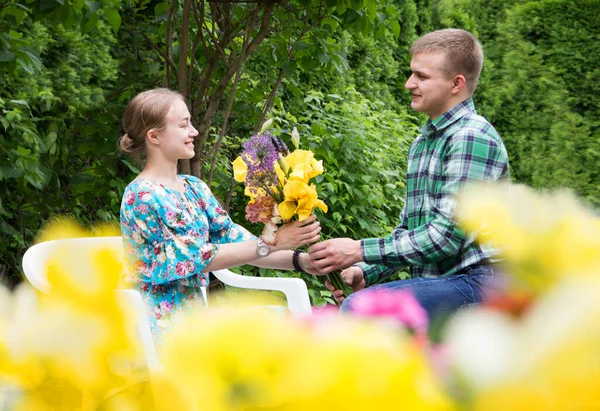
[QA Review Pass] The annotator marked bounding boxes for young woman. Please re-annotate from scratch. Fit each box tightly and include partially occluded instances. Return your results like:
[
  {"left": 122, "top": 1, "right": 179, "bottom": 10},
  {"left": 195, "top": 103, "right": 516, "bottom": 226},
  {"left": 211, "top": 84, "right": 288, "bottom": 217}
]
[{"left": 119, "top": 88, "right": 321, "bottom": 338}]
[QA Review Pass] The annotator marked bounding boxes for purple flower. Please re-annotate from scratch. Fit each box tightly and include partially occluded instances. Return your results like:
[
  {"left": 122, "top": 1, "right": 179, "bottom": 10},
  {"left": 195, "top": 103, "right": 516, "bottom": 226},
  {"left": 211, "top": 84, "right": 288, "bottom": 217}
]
[
  {"left": 242, "top": 132, "right": 278, "bottom": 175},
  {"left": 241, "top": 132, "right": 280, "bottom": 193}
]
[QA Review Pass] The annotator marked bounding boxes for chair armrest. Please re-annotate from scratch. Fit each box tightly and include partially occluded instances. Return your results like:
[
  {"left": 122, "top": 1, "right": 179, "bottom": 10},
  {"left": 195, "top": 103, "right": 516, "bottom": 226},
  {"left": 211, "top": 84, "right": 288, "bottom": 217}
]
[
  {"left": 211, "top": 269, "right": 312, "bottom": 317},
  {"left": 115, "top": 289, "right": 161, "bottom": 371}
]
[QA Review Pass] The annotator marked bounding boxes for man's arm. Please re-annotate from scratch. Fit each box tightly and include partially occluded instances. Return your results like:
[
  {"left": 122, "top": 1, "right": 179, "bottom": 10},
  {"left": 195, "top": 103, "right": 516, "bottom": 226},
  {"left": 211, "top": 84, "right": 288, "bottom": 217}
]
[
  {"left": 309, "top": 203, "right": 409, "bottom": 278},
  {"left": 361, "top": 129, "right": 508, "bottom": 267},
  {"left": 310, "top": 129, "right": 508, "bottom": 273}
]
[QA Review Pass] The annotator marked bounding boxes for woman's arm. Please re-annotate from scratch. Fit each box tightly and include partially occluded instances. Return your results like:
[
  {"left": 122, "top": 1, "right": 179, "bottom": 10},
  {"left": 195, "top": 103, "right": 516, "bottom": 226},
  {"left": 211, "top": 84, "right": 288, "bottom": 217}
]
[
  {"left": 203, "top": 219, "right": 320, "bottom": 273},
  {"left": 248, "top": 250, "right": 319, "bottom": 274}
]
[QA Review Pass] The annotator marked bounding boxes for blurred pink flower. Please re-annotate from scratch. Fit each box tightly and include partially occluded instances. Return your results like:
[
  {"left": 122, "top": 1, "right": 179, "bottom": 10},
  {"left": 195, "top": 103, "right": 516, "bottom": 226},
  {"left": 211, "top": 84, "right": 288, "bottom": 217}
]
[{"left": 352, "top": 289, "right": 429, "bottom": 341}]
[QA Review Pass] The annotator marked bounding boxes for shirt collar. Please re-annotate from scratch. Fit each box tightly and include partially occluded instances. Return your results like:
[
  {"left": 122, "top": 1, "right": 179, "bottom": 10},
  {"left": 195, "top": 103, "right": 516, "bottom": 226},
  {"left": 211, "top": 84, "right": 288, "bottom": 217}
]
[{"left": 419, "top": 98, "right": 476, "bottom": 138}]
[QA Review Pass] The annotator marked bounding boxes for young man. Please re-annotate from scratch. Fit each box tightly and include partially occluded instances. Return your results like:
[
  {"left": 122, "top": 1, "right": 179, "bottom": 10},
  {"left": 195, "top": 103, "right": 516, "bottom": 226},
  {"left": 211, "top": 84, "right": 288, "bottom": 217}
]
[{"left": 307, "top": 29, "right": 510, "bottom": 319}]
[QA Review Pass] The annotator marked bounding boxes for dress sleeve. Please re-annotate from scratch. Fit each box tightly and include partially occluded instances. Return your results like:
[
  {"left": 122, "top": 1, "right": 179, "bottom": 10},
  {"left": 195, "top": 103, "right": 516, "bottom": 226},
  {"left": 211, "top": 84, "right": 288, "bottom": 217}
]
[
  {"left": 192, "top": 178, "right": 256, "bottom": 244},
  {"left": 121, "top": 182, "right": 220, "bottom": 285}
]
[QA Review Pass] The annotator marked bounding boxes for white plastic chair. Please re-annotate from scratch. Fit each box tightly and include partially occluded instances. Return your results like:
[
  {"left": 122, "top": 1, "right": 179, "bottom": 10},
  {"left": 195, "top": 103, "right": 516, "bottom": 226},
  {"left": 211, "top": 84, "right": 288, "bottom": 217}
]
[{"left": 22, "top": 236, "right": 312, "bottom": 371}]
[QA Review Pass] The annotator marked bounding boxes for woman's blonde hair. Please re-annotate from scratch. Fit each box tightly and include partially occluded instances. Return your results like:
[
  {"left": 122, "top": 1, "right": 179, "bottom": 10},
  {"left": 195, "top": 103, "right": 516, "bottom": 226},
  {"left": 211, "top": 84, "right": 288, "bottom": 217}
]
[{"left": 118, "top": 88, "right": 184, "bottom": 157}]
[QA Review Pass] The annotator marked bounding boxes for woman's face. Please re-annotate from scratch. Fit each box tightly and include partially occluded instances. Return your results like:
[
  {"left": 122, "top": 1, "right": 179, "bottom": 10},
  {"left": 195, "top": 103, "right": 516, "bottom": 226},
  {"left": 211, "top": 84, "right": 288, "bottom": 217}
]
[{"left": 158, "top": 98, "right": 199, "bottom": 161}]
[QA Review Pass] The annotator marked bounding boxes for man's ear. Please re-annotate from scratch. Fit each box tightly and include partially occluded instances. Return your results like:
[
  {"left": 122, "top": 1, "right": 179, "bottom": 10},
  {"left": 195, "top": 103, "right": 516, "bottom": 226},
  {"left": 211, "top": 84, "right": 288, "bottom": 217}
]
[
  {"left": 146, "top": 129, "right": 160, "bottom": 146},
  {"left": 451, "top": 74, "right": 467, "bottom": 94}
]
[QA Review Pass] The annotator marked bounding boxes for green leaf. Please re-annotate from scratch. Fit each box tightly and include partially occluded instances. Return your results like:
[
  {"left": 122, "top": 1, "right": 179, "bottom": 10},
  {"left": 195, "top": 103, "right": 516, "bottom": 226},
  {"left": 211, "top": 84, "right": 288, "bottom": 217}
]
[
  {"left": 85, "top": 1, "right": 101, "bottom": 14},
  {"left": 120, "top": 159, "right": 141, "bottom": 174},
  {"left": 390, "top": 20, "right": 400, "bottom": 39},
  {"left": 2, "top": 6, "right": 26, "bottom": 23},
  {"left": 9, "top": 100, "right": 29, "bottom": 108},
  {"left": 318, "top": 52, "right": 331, "bottom": 64},
  {"left": 343, "top": 10, "right": 360, "bottom": 25},
  {"left": 154, "top": 2, "right": 170, "bottom": 15},
  {"left": 81, "top": 13, "right": 98, "bottom": 34},
  {"left": 23, "top": 50, "right": 42, "bottom": 72},
  {"left": 321, "top": 17, "right": 339, "bottom": 31},
  {"left": 281, "top": 60, "right": 296, "bottom": 76},
  {"left": 105, "top": 9, "right": 121, "bottom": 35},
  {"left": 292, "top": 41, "right": 310, "bottom": 51},
  {"left": 299, "top": 56, "right": 319, "bottom": 71},
  {"left": 0, "top": 49, "right": 16, "bottom": 62},
  {"left": 366, "top": 0, "right": 377, "bottom": 19},
  {"left": 16, "top": 58, "right": 33, "bottom": 74},
  {"left": 8, "top": 30, "right": 23, "bottom": 39},
  {"left": 16, "top": 146, "right": 31, "bottom": 156}
]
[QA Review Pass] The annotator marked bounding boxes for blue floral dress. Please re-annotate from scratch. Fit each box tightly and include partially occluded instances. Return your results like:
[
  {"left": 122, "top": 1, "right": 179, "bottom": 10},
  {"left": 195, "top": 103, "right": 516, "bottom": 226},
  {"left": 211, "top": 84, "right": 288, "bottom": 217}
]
[{"left": 120, "top": 175, "right": 254, "bottom": 339}]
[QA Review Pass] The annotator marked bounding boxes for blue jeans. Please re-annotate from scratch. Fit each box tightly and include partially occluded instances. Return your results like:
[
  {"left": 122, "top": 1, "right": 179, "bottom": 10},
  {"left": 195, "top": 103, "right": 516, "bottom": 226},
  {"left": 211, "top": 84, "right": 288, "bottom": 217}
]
[{"left": 340, "top": 265, "right": 495, "bottom": 321}]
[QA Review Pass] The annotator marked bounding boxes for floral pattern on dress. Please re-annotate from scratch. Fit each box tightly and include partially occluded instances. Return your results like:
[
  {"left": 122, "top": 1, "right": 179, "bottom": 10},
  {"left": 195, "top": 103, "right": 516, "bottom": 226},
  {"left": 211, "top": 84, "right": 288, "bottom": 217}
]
[{"left": 120, "top": 175, "right": 254, "bottom": 341}]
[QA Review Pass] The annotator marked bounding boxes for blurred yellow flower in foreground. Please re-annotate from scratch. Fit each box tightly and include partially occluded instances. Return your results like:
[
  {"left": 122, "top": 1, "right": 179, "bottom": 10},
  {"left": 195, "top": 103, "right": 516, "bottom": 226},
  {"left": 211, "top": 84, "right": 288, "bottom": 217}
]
[
  {"left": 278, "top": 180, "right": 328, "bottom": 221},
  {"left": 159, "top": 304, "right": 453, "bottom": 411},
  {"left": 445, "top": 277, "right": 600, "bottom": 411},
  {"left": 448, "top": 182, "right": 600, "bottom": 409},
  {"left": 457, "top": 183, "right": 600, "bottom": 292},
  {"left": 0, "top": 220, "right": 144, "bottom": 410}
]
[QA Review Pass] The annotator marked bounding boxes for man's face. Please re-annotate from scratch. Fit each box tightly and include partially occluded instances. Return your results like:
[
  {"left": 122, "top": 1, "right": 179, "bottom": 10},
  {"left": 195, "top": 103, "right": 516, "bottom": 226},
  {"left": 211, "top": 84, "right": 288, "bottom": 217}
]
[{"left": 405, "top": 51, "right": 456, "bottom": 120}]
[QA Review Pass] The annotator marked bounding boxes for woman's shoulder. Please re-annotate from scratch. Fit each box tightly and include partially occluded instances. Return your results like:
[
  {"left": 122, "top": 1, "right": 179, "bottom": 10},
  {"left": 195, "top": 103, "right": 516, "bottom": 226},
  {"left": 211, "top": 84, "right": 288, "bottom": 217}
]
[
  {"left": 180, "top": 174, "right": 211, "bottom": 194},
  {"left": 123, "top": 178, "right": 168, "bottom": 205}
]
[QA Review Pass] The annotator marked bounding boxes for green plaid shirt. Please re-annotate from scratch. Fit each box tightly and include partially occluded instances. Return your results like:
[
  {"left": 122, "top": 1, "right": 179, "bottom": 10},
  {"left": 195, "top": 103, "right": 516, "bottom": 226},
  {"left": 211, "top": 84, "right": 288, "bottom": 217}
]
[{"left": 358, "top": 98, "right": 509, "bottom": 287}]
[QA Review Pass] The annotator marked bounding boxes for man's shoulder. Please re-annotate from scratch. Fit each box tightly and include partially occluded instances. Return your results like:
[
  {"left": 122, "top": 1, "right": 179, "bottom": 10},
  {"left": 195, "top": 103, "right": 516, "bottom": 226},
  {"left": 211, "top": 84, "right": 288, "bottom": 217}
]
[{"left": 449, "top": 111, "right": 503, "bottom": 143}]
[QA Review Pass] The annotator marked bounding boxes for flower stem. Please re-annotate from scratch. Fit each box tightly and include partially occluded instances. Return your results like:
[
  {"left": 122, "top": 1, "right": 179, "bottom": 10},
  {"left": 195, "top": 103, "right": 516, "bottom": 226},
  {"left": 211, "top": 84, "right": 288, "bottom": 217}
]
[{"left": 326, "top": 271, "right": 352, "bottom": 305}]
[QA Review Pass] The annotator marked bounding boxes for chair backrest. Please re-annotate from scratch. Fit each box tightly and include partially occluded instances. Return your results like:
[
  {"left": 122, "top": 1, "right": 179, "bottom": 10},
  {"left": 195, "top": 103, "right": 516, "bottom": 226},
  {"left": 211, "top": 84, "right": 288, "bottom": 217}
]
[
  {"left": 22, "top": 236, "right": 161, "bottom": 370},
  {"left": 22, "top": 236, "right": 123, "bottom": 293}
]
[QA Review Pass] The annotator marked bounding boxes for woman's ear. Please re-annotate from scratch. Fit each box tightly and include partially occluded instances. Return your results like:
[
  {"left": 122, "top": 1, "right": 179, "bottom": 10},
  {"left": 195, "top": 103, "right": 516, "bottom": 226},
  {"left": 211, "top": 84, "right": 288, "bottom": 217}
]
[
  {"left": 451, "top": 74, "right": 467, "bottom": 94},
  {"left": 146, "top": 129, "right": 160, "bottom": 146}
]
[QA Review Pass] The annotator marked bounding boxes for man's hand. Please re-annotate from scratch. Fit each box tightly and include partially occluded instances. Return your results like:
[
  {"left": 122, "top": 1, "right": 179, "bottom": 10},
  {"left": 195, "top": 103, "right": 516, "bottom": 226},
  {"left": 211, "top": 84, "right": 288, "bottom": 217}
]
[
  {"left": 324, "top": 266, "right": 366, "bottom": 304},
  {"left": 307, "top": 238, "right": 362, "bottom": 274}
]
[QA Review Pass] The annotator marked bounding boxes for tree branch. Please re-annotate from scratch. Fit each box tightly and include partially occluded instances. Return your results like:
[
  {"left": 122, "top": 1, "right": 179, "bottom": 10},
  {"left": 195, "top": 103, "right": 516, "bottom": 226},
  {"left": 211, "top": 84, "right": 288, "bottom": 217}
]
[
  {"left": 207, "top": 63, "right": 243, "bottom": 184},
  {"left": 178, "top": 0, "right": 193, "bottom": 97},
  {"left": 140, "top": 32, "right": 178, "bottom": 75}
]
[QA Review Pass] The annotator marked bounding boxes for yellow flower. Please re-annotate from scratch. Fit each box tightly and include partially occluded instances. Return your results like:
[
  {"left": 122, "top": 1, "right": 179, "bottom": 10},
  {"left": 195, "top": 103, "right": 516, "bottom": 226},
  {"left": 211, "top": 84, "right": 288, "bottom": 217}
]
[
  {"left": 278, "top": 180, "right": 327, "bottom": 221},
  {"left": 0, "top": 220, "right": 143, "bottom": 408},
  {"left": 284, "top": 149, "right": 324, "bottom": 183},
  {"left": 456, "top": 183, "right": 600, "bottom": 293},
  {"left": 159, "top": 304, "right": 453, "bottom": 411},
  {"left": 446, "top": 278, "right": 600, "bottom": 411},
  {"left": 244, "top": 186, "right": 267, "bottom": 204},
  {"left": 274, "top": 161, "right": 286, "bottom": 186},
  {"left": 232, "top": 156, "right": 248, "bottom": 183}
]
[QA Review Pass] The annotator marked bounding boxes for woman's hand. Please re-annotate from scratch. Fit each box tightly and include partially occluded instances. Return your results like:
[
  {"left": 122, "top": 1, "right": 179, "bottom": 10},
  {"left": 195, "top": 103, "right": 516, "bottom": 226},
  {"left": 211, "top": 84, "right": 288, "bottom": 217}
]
[
  {"left": 272, "top": 215, "right": 321, "bottom": 251},
  {"left": 299, "top": 252, "right": 321, "bottom": 275}
]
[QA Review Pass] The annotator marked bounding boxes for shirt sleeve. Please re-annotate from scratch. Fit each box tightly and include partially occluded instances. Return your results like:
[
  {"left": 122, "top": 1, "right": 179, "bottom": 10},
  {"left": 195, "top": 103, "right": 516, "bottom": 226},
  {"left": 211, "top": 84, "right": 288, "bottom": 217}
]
[
  {"left": 360, "top": 203, "right": 408, "bottom": 286},
  {"left": 121, "top": 183, "right": 220, "bottom": 285},
  {"left": 360, "top": 129, "right": 509, "bottom": 269}
]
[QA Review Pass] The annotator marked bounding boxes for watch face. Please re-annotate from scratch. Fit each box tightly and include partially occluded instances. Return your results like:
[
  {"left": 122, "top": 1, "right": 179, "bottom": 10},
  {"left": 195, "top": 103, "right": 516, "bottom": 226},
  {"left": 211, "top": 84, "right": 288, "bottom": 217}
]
[
  {"left": 256, "top": 239, "right": 270, "bottom": 257},
  {"left": 257, "top": 245, "right": 270, "bottom": 257}
]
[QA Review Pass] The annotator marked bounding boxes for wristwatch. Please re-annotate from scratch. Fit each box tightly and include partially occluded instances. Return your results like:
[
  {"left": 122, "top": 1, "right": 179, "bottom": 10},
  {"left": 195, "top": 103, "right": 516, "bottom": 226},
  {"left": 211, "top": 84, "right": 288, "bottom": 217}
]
[{"left": 256, "top": 237, "right": 271, "bottom": 258}]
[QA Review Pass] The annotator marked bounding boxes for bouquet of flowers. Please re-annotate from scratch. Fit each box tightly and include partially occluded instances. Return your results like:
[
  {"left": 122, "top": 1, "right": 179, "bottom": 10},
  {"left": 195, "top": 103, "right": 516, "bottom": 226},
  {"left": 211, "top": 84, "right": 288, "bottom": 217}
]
[{"left": 232, "top": 123, "right": 349, "bottom": 298}]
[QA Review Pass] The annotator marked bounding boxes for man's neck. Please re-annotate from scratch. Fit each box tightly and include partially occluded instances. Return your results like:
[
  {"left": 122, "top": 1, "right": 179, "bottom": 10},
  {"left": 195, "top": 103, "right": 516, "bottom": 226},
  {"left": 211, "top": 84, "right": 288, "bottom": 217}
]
[{"left": 428, "top": 94, "right": 472, "bottom": 121}]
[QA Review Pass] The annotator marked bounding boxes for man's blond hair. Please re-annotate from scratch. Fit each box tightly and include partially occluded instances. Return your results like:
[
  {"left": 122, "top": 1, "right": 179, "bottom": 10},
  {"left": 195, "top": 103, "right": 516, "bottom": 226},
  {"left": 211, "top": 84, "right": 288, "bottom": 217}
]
[{"left": 410, "top": 29, "right": 484, "bottom": 93}]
